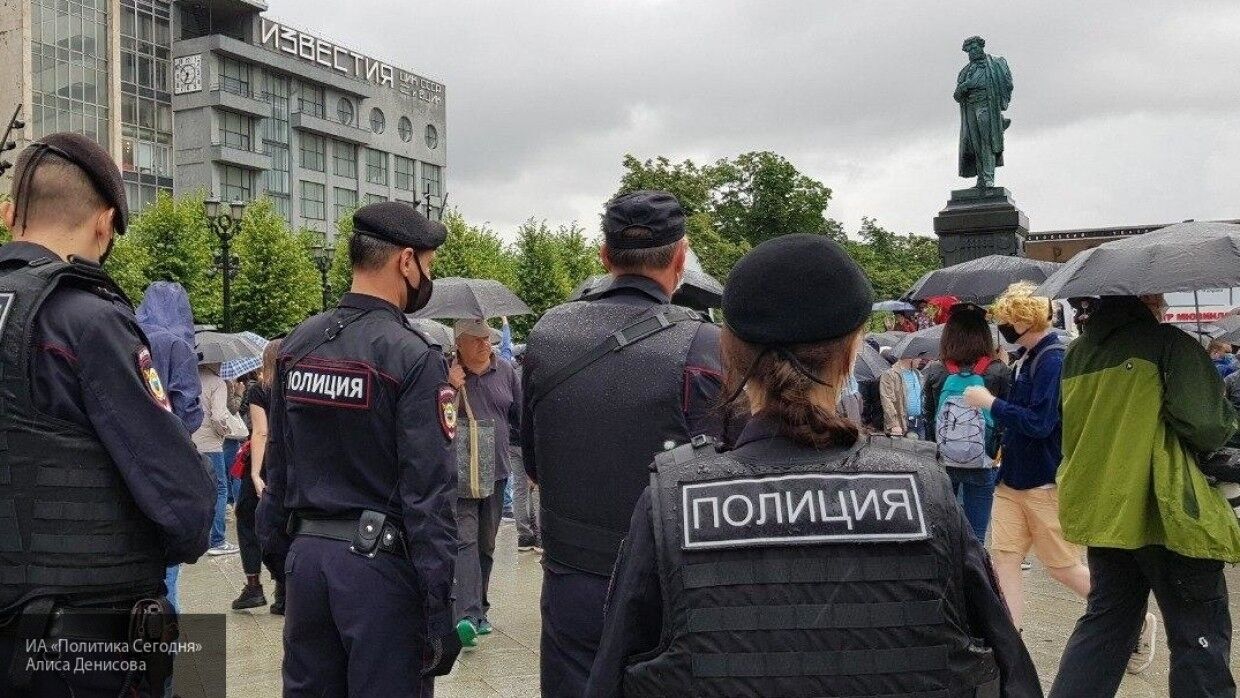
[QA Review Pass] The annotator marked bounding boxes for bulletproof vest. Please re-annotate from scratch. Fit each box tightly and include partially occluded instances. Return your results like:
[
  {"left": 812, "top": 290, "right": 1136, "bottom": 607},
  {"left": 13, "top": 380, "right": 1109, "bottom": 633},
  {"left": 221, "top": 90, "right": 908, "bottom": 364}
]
[
  {"left": 623, "top": 436, "right": 1000, "bottom": 698},
  {"left": 0, "top": 257, "right": 164, "bottom": 616},
  {"left": 529, "top": 297, "right": 701, "bottom": 575}
]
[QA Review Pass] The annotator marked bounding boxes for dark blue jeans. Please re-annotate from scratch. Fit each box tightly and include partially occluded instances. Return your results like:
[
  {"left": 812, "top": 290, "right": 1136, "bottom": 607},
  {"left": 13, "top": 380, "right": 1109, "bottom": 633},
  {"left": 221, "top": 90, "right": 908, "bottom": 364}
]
[
  {"left": 948, "top": 466, "right": 997, "bottom": 543},
  {"left": 207, "top": 451, "right": 227, "bottom": 547}
]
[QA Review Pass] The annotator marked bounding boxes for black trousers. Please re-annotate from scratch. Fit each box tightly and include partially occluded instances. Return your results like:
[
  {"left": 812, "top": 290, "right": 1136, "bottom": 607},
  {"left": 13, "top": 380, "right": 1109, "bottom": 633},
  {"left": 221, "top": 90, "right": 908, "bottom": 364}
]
[
  {"left": 237, "top": 474, "right": 283, "bottom": 582},
  {"left": 1050, "top": 545, "right": 1235, "bottom": 698},
  {"left": 540, "top": 565, "right": 609, "bottom": 698}
]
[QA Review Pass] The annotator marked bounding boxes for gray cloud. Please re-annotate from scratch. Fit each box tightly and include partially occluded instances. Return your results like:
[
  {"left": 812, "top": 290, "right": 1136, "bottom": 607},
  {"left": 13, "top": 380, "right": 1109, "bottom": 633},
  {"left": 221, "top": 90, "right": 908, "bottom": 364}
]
[{"left": 280, "top": 0, "right": 1240, "bottom": 238}]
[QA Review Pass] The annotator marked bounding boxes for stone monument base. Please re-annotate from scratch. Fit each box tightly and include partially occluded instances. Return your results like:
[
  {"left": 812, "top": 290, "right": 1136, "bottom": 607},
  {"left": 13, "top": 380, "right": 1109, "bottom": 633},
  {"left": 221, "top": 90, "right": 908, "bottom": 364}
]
[{"left": 933, "top": 187, "right": 1030, "bottom": 267}]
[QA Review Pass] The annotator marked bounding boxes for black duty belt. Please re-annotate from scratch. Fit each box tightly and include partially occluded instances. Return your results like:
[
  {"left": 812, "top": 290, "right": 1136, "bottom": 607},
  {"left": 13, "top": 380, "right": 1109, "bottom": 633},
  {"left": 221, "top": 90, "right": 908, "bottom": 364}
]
[{"left": 290, "top": 513, "right": 407, "bottom": 558}]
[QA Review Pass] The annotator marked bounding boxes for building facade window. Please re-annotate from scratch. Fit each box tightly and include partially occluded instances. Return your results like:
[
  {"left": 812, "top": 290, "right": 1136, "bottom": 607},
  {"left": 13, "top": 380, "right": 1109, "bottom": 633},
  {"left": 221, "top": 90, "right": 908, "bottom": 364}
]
[
  {"left": 337, "top": 98, "right": 354, "bottom": 125},
  {"left": 299, "top": 82, "right": 325, "bottom": 118},
  {"left": 333, "top": 141, "right": 357, "bottom": 179},
  {"left": 118, "top": 0, "right": 172, "bottom": 213},
  {"left": 365, "top": 194, "right": 388, "bottom": 206},
  {"left": 394, "top": 156, "right": 416, "bottom": 192},
  {"left": 365, "top": 149, "right": 389, "bottom": 186},
  {"left": 218, "top": 56, "right": 251, "bottom": 96},
  {"left": 31, "top": 0, "right": 112, "bottom": 149},
  {"left": 265, "top": 73, "right": 291, "bottom": 208},
  {"left": 300, "top": 133, "right": 326, "bottom": 172},
  {"left": 301, "top": 181, "right": 326, "bottom": 220},
  {"left": 425, "top": 124, "right": 439, "bottom": 149},
  {"left": 270, "top": 194, "right": 291, "bottom": 223},
  {"left": 334, "top": 188, "right": 357, "bottom": 223},
  {"left": 220, "top": 111, "right": 253, "bottom": 150},
  {"left": 398, "top": 117, "right": 413, "bottom": 142},
  {"left": 369, "top": 108, "right": 386, "bottom": 134},
  {"left": 422, "top": 163, "right": 442, "bottom": 198},
  {"left": 220, "top": 165, "right": 253, "bottom": 202}
]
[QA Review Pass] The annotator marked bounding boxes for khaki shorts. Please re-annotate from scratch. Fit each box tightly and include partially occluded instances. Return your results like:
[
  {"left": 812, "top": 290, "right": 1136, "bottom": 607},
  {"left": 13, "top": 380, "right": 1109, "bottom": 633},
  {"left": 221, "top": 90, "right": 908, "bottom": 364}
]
[{"left": 990, "top": 483, "right": 1084, "bottom": 569}]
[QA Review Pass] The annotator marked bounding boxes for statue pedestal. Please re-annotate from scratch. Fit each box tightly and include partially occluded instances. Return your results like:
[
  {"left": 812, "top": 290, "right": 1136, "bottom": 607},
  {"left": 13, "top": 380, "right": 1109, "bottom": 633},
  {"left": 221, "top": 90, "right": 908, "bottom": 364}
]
[{"left": 933, "top": 187, "right": 1029, "bottom": 267}]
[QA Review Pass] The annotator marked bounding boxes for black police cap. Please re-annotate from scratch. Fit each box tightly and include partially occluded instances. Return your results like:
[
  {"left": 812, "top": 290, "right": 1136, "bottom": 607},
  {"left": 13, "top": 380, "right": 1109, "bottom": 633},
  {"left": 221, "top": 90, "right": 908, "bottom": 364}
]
[
  {"left": 353, "top": 201, "right": 447, "bottom": 250},
  {"left": 723, "top": 234, "right": 875, "bottom": 345},
  {"left": 20, "top": 132, "right": 129, "bottom": 234},
  {"left": 602, "top": 190, "right": 686, "bottom": 250}
]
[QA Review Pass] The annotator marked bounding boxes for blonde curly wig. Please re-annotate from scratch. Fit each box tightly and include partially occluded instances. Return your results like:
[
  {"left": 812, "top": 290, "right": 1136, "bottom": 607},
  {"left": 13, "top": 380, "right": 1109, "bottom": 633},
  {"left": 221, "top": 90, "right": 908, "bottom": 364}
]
[{"left": 991, "top": 281, "right": 1052, "bottom": 332}]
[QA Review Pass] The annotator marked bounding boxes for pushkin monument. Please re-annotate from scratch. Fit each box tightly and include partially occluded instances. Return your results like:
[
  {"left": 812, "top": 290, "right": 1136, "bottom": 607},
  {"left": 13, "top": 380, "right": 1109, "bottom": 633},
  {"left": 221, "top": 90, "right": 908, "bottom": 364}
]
[{"left": 934, "top": 36, "right": 1029, "bottom": 265}]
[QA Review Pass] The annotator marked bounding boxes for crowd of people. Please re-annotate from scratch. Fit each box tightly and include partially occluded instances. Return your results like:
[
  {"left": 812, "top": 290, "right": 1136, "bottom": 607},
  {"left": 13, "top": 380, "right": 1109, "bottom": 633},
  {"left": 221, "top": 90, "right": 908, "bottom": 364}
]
[{"left": 1, "top": 132, "right": 1238, "bottom": 698}]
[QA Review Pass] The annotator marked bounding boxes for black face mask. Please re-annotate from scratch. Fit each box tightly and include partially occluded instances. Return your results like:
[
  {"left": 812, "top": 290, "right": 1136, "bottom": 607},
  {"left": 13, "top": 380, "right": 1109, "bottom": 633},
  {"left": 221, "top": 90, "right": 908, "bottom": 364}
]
[
  {"left": 99, "top": 234, "right": 116, "bottom": 266},
  {"left": 997, "top": 323, "right": 1025, "bottom": 344},
  {"left": 404, "top": 255, "right": 434, "bottom": 314}
]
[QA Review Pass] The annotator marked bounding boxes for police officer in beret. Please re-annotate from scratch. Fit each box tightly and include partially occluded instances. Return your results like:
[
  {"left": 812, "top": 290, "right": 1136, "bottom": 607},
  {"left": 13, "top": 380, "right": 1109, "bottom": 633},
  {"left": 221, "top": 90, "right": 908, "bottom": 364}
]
[
  {"left": 522, "top": 190, "right": 732, "bottom": 697},
  {"left": 257, "top": 202, "right": 460, "bottom": 696},
  {"left": 0, "top": 134, "right": 215, "bottom": 696},
  {"left": 586, "top": 234, "right": 1042, "bottom": 698}
]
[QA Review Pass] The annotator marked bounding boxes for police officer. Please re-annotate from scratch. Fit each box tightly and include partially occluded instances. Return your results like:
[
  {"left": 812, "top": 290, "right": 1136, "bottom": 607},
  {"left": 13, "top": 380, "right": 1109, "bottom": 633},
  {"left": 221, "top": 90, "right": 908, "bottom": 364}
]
[
  {"left": 257, "top": 202, "right": 460, "bottom": 697},
  {"left": 522, "top": 190, "right": 730, "bottom": 697},
  {"left": 0, "top": 134, "right": 215, "bottom": 696},
  {"left": 585, "top": 234, "right": 1042, "bottom": 698}
]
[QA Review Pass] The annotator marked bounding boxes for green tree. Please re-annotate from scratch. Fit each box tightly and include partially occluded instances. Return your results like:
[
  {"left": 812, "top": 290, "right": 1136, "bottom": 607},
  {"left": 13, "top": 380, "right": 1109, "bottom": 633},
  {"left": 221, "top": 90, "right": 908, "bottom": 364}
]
[
  {"left": 712, "top": 151, "right": 839, "bottom": 246},
  {"left": 327, "top": 211, "right": 355, "bottom": 307},
  {"left": 122, "top": 191, "right": 220, "bottom": 319},
  {"left": 228, "top": 198, "right": 321, "bottom": 336},
  {"left": 511, "top": 219, "right": 573, "bottom": 338},
  {"left": 433, "top": 210, "right": 518, "bottom": 287},
  {"left": 104, "top": 234, "right": 154, "bottom": 302},
  {"left": 556, "top": 222, "right": 602, "bottom": 289},
  {"left": 685, "top": 212, "right": 748, "bottom": 281},
  {"left": 845, "top": 217, "right": 940, "bottom": 301},
  {"left": 615, "top": 155, "right": 715, "bottom": 216}
]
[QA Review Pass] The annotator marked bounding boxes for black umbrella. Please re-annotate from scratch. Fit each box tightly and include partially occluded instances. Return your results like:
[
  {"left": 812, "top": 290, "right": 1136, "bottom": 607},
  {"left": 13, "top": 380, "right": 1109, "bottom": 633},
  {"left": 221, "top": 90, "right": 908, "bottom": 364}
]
[
  {"left": 1036, "top": 222, "right": 1240, "bottom": 299},
  {"left": 854, "top": 342, "right": 890, "bottom": 383},
  {"left": 866, "top": 330, "right": 908, "bottom": 348},
  {"left": 907, "top": 255, "right": 1061, "bottom": 303},
  {"left": 411, "top": 277, "right": 531, "bottom": 320},
  {"left": 893, "top": 324, "right": 945, "bottom": 360}
]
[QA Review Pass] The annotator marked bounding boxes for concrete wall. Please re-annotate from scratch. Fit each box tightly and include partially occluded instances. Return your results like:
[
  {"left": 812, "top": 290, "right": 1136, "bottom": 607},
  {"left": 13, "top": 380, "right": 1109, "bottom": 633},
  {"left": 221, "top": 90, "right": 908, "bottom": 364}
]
[{"left": 0, "top": 0, "right": 28, "bottom": 192}]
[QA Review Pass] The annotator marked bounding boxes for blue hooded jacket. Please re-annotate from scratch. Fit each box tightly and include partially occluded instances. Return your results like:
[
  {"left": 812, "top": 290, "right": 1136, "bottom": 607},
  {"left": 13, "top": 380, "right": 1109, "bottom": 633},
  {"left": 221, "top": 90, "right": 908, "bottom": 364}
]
[{"left": 136, "top": 281, "right": 203, "bottom": 433}]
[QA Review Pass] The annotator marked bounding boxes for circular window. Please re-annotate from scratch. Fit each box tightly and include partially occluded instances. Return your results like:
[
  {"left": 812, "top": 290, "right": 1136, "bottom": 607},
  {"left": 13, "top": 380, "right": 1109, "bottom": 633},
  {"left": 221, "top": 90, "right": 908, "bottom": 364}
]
[
  {"left": 369, "top": 108, "right": 386, "bottom": 134},
  {"left": 398, "top": 116, "right": 413, "bottom": 142},
  {"left": 425, "top": 124, "right": 439, "bottom": 149},
  {"left": 336, "top": 98, "right": 354, "bottom": 125}
]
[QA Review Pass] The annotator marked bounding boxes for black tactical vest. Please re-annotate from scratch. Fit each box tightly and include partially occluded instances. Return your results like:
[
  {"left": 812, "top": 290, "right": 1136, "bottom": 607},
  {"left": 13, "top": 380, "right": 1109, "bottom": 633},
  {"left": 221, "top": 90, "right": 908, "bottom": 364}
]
[
  {"left": 623, "top": 436, "right": 1001, "bottom": 697},
  {"left": 529, "top": 297, "right": 701, "bottom": 575},
  {"left": 0, "top": 257, "right": 164, "bottom": 615}
]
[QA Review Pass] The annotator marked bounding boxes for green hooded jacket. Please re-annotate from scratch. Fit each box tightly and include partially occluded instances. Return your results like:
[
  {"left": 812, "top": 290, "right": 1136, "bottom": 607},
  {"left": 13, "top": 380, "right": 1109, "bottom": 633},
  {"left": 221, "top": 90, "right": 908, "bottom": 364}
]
[{"left": 1059, "top": 297, "right": 1240, "bottom": 562}]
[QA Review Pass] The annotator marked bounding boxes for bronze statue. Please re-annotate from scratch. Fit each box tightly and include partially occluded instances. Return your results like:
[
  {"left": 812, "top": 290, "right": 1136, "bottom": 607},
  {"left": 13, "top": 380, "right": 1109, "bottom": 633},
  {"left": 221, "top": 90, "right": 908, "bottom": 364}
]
[{"left": 954, "top": 36, "right": 1012, "bottom": 188}]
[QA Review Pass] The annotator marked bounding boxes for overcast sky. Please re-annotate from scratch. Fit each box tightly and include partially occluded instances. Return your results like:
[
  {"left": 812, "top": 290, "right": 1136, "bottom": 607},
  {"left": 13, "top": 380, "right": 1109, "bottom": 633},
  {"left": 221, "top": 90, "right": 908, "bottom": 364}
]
[{"left": 284, "top": 0, "right": 1240, "bottom": 240}]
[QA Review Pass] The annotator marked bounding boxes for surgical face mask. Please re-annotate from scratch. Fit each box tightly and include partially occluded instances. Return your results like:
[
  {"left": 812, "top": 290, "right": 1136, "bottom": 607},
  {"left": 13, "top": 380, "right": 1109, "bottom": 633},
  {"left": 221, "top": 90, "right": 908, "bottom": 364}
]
[
  {"left": 403, "top": 254, "right": 434, "bottom": 314},
  {"left": 997, "top": 323, "right": 1025, "bottom": 345}
]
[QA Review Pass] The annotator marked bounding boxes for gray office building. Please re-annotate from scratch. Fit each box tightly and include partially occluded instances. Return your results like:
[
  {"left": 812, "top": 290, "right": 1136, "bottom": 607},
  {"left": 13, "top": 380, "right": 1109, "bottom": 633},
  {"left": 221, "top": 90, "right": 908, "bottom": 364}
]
[{"left": 0, "top": 0, "right": 447, "bottom": 237}]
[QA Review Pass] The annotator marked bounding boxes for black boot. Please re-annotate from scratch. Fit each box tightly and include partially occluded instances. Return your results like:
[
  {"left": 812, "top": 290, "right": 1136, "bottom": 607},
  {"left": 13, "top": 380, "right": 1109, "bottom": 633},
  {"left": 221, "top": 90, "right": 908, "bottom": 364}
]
[
  {"left": 231, "top": 582, "right": 267, "bottom": 611},
  {"left": 269, "top": 580, "right": 286, "bottom": 615}
]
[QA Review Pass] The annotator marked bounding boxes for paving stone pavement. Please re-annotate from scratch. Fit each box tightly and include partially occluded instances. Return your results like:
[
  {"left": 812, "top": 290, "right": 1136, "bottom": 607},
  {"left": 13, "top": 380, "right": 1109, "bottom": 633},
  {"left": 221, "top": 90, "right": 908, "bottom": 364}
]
[{"left": 181, "top": 520, "right": 1240, "bottom": 696}]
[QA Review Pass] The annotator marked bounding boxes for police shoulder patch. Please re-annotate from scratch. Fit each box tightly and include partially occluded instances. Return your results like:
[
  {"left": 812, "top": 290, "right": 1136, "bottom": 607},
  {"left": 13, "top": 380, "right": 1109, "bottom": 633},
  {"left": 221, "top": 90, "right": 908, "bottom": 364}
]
[
  {"left": 137, "top": 346, "right": 172, "bottom": 411},
  {"left": 438, "top": 385, "right": 458, "bottom": 440},
  {"left": 680, "top": 472, "right": 929, "bottom": 551}
]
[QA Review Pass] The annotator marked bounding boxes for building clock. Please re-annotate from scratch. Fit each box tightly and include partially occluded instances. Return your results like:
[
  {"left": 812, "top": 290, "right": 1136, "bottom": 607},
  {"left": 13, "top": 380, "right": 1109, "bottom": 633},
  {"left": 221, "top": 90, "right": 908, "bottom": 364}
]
[{"left": 173, "top": 55, "right": 203, "bottom": 95}]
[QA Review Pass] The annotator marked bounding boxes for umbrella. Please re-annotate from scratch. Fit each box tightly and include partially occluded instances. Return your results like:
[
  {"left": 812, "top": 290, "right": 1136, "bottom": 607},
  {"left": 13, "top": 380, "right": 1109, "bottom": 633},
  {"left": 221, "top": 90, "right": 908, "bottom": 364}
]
[
  {"left": 1036, "top": 222, "right": 1240, "bottom": 299},
  {"left": 873, "top": 300, "right": 916, "bottom": 313},
  {"left": 219, "top": 331, "right": 269, "bottom": 379},
  {"left": 411, "top": 277, "right": 531, "bottom": 320},
  {"left": 407, "top": 318, "right": 503, "bottom": 353},
  {"left": 866, "top": 330, "right": 908, "bottom": 348},
  {"left": 893, "top": 324, "right": 945, "bottom": 360},
  {"left": 908, "top": 255, "right": 1062, "bottom": 303},
  {"left": 854, "top": 342, "right": 891, "bottom": 383},
  {"left": 196, "top": 331, "right": 267, "bottom": 365}
]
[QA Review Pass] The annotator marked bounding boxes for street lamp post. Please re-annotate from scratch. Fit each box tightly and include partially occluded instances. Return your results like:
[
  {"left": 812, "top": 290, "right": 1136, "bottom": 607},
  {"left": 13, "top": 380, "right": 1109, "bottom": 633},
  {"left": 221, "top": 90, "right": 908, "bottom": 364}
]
[
  {"left": 205, "top": 197, "right": 245, "bottom": 332},
  {"left": 312, "top": 236, "right": 334, "bottom": 311}
]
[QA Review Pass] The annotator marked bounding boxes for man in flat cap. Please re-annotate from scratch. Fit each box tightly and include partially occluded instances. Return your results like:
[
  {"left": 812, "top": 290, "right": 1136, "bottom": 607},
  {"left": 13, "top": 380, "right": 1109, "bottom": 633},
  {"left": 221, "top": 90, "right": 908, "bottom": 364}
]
[
  {"left": 0, "top": 134, "right": 214, "bottom": 696},
  {"left": 522, "top": 190, "right": 731, "bottom": 697},
  {"left": 257, "top": 201, "right": 461, "bottom": 696}
]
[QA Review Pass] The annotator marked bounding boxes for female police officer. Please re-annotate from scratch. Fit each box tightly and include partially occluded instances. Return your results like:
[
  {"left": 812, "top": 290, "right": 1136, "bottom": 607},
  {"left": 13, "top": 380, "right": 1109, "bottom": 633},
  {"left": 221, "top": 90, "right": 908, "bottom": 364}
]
[{"left": 585, "top": 234, "right": 1041, "bottom": 698}]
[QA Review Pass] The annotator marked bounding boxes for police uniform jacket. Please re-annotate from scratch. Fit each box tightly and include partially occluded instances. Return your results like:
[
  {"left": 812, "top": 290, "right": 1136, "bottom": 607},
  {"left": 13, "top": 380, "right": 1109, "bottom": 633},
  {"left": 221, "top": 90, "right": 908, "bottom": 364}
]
[
  {"left": 258, "top": 292, "right": 457, "bottom": 637},
  {"left": 585, "top": 416, "right": 1042, "bottom": 698}
]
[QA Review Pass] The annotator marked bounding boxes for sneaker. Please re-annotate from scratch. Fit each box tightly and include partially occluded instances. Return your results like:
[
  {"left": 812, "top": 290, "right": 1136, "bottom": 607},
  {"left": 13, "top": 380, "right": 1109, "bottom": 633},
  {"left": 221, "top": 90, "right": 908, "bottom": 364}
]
[
  {"left": 1126, "top": 612, "right": 1158, "bottom": 675},
  {"left": 517, "top": 536, "right": 537, "bottom": 552},
  {"left": 456, "top": 619, "right": 479, "bottom": 648},
  {"left": 206, "top": 542, "right": 240, "bottom": 556},
  {"left": 477, "top": 618, "right": 493, "bottom": 635},
  {"left": 269, "top": 581, "right": 286, "bottom": 616},
  {"left": 231, "top": 584, "right": 267, "bottom": 611}
]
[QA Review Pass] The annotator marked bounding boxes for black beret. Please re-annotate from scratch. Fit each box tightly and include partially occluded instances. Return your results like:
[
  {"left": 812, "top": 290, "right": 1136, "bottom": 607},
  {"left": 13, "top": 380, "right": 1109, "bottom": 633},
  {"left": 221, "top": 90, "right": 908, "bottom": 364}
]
[
  {"left": 602, "top": 190, "right": 686, "bottom": 250},
  {"left": 25, "top": 132, "right": 129, "bottom": 234},
  {"left": 353, "top": 201, "right": 446, "bottom": 250},
  {"left": 723, "top": 234, "right": 875, "bottom": 345}
]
